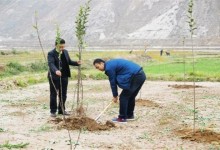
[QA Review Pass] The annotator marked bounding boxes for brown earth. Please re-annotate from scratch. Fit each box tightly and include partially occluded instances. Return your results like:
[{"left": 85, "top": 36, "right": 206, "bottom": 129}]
[
  {"left": 136, "top": 99, "right": 161, "bottom": 107},
  {"left": 168, "top": 84, "right": 203, "bottom": 89},
  {"left": 50, "top": 116, "right": 115, "bottom": 131},
  {"left": 175, "top": 129, "right": 220, "bottom": 145}
]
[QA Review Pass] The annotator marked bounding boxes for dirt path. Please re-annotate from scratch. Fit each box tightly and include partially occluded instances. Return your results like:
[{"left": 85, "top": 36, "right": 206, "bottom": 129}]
[{"left": 0, "top": 80, "right": 220, "bottom": 149}]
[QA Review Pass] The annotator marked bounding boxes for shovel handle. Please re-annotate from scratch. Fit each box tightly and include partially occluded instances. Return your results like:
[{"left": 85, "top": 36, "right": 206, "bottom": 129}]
[{"left": 95, "top": 101, "right": 113, "bottom": 121}]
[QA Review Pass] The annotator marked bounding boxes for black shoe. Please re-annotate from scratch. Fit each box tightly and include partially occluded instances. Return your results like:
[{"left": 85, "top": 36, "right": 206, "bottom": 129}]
[
  {"left": 50, "top": 113, "right": 56, "bottom": 117},
  {"left": 58, "top": 111, "right": 70, "bottom": 116}
]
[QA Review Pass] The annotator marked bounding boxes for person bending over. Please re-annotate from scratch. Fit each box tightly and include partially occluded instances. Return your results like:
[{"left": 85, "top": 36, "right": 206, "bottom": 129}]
[{"left": 93, "top": 58, "right": 146, "bottom": 123}]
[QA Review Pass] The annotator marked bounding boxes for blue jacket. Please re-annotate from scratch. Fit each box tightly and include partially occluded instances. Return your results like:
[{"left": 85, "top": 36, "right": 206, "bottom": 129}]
[{"left": 104, "top": 59, "right": 142, "bottom": 97}]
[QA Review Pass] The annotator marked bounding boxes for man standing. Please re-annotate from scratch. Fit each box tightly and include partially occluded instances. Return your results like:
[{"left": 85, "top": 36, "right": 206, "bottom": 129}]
[
  {"left": 48, "top": 38, "right": 80, "bottom": 117},
  {"left": 93, "top": 58, "right": 146, "bottom": 123}
]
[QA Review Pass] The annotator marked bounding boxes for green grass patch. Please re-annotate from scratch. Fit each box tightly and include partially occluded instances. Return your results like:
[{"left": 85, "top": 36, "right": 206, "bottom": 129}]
[
  {"left": 0, "top": 141, "right": 29, "bottom": 149},
  {"left": 144, "top": 55, "right": 220, "bottom": 81},
  {"left": 35, "top": 125, "right": 52, "bottom": 132},
  {"left": 0, "top": 50, "right": 220, "bottom": 88},
  {"left": 0, "top": 61, "right": 48, "bottom": 88},
  {"left": 0, "top": 61, "right": 47, "bottom": 77}
]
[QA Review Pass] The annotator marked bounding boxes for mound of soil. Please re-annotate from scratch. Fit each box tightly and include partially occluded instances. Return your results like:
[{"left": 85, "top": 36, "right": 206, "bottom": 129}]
[
  {"left": 136, "top": 99, "right": 161, "bottom": 108},
  {"left": 175, "top": 129, "right": 220, "bottom": 144},
  {"left": 51, "top": 116, "right": 115, "bottom": 131},
  {"left": 168, "top": 84, "right": 203, "bottom": 89}
]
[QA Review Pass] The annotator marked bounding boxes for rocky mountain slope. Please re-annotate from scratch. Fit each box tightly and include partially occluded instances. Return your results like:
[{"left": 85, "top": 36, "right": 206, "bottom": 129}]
[{"left": 0, "top": 0, "right": 219, "bottom": 49}]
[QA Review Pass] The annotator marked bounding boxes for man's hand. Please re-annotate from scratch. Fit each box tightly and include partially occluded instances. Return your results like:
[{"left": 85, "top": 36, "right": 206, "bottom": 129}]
[
  {"left": 77, "top": 60, "right": 82, "bottom": 65},
  {"left": 112, "top": 96, "right": 118, "bottom": 103},
  {"left": 56, "top": 70, "right": 62, "bottom": 77}
]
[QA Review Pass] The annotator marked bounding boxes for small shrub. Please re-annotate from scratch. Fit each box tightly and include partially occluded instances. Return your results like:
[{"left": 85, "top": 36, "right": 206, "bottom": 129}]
[
  {"left": 27, "top": 77, "right": 38, "bottom": 84},
  {"left": 0, "top": 51, "right": 7, "bottom": 55},
  {"left": 7, "top": 62, "right": 25, "bottom": 71},
  {"left": 0, "top": 128, "right": 4, "bottom": 132},
  {"left": 4, "top": 62, "right": 25, "bottom": 75},
  {"left": 11, "top": 48, "right": 18, "bottom": 55},
  {"left": 15, "top": 80, "right": 28, "bottom": 87}
]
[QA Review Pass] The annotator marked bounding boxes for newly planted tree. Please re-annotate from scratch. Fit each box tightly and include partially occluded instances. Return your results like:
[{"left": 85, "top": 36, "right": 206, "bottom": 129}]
[
  {"left": 182, "top": 37, "right": 186, "bottom": 85},
  {"left": 73, "top": 3, "right": 91, "bottom": 149},
  {"left": 187, "top": 0, "right": 197, "bottom": 133},
  {"left": 75, "top": 0, "right": 91, "bottom": 116},
  {"left": 33, "top": 13, "right": 73, "bottom": 150}
]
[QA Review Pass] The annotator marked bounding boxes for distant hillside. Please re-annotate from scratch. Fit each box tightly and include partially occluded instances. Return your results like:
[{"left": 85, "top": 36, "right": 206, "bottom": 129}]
[{"left": 0, "top": 0, "right": 220, "bottom": 49}]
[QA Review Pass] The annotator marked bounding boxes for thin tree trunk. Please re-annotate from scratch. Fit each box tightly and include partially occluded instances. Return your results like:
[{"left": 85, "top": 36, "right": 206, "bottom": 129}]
[
  {"left": 191, "top": 34, "right": 196, "bottom": 134},
  {"left": 77, "top": 46, "right": 82, "bottom": 110},
  {"left": 183, "top": 42, "right": 186, "bottom": 85}
]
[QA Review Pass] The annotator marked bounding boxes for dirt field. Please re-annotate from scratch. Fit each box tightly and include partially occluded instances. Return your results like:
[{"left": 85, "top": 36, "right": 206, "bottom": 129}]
[{"left": 1, "top": 80, "right": 220, "bottom": 149}]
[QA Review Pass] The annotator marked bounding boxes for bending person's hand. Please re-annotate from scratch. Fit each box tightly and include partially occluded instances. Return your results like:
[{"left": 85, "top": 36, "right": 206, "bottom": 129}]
[
  {"left": 77, "top": 60, "right": 82, "bottom": 65},
  {"left": 112, "top": 96, "right": 118, "bottom": 103}
]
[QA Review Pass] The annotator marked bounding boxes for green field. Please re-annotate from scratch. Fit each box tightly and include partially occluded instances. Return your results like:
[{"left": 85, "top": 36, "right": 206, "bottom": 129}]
[{"left": 0, "top": 50, "right": 220, "bottom": 88}]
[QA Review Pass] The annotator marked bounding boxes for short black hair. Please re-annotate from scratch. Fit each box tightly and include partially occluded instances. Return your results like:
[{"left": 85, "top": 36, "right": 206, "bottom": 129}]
[
  {"left": 93, "top": 58, "right": 105, "bottom": 65},
  {"left": 55, "top": 38, "right": 65, "bottom": 46}
]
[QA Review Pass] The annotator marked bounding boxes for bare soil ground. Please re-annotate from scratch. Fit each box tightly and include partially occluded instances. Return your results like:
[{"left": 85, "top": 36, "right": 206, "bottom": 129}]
[{"left": 0, "top": 80, "right": 220, "bottom": 149}]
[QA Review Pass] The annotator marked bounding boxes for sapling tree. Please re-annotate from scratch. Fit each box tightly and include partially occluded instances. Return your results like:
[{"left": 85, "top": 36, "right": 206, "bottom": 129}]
[
  {"left": 55, "top": 25, "right": 61, "bottom": 51},
  {"left": 34, "top": 12, "right": 75, "bottom": 149},
  {"left": 182, "top": 37, "right": 186, "bottom": 85},
  {"left": 187, "top": 0, "right": 197, "bottom": 133},
  {"left": 55, "top": 25, "right": 67, "bottom": 117},
  {"left": 75, "top": 0, "right": 91, "bottom": 116}
]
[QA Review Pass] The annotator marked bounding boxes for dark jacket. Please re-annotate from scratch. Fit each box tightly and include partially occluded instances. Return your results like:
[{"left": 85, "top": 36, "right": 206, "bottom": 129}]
[
  {"left": 104, "top": 59, "right": 142, "bottom": 97},
  {"left": 47, "top": 48, "right": 79, "bottom": 80}
]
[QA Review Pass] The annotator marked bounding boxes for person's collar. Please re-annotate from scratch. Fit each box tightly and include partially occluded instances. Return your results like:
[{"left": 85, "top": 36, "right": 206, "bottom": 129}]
[
  {"left": 55, "top": 48, "right": 63, "bottom": 60},
  {"left": 55, "top": 48, "right": 63, "bottom": 55}
]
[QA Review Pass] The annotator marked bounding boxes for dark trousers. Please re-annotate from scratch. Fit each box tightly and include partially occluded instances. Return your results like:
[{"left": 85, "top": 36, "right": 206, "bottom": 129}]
[
  {"left": 119, "top": 70, "right": 146, "bottom": 119},
  {"left": 49, "top": 77, "right": 68, "bottom": 113}
]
